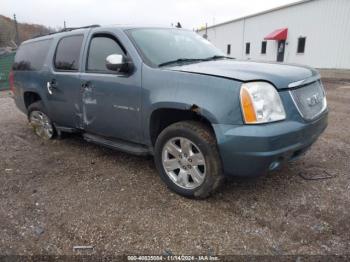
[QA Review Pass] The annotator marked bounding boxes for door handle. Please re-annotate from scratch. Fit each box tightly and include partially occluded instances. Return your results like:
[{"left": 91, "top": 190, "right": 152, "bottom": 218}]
[
  {"left": 81, "top": 81, "right": 93, "bottom": 90},
  {"left": 47, "top": 79, "right": 57, "bottom": 95}
]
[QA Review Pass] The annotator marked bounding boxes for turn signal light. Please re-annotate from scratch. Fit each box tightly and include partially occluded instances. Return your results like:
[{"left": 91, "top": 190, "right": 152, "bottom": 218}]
[{"left": 240, "top": 86, "right": 257, "bottom": 123}]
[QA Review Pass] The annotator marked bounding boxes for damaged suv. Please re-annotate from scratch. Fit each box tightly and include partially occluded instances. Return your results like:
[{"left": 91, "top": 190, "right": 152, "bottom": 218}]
[{"left": 11, "top": 26, "right": 328, "bottom": 198}]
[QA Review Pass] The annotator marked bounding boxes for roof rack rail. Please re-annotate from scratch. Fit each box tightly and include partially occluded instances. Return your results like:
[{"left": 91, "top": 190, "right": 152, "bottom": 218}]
[
  {"left": 61, "top": 24, "right": 100, "bottom": 32},
  {"left": 32, "top": 24, "right": 100, "bottom": 39}
]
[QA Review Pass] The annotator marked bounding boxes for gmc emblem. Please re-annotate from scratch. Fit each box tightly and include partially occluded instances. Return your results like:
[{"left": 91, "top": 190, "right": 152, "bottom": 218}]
[{"left": 307, "top": 94, "right": 322, "bottom": 107}]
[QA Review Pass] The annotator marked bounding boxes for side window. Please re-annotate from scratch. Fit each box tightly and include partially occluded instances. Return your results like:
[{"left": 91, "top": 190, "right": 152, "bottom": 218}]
[
  {"left": 245, "top": 42, "right": 250, "bottom": 55},
  {"left": 87, "top": 35, "right": 125, "bottom": 72},
  {"left": 13, "top": 39, "right": 52, "bottom": 71},
  {"left": 297, "top": 37, "right": 306, "bottom": 54},
  {"left": 54, "top": 35, "right": 84, "bottom": 71}
]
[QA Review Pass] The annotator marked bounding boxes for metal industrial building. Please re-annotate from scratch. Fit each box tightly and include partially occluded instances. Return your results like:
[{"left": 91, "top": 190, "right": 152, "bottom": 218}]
[{"left": 197, "top": 0, "right": 350, "bottom": 70}]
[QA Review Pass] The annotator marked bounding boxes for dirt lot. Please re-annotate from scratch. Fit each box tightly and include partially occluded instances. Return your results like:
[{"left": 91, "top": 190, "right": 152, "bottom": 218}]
[{"left": 0, "top": 81, "right": 349, "bottom": 256}]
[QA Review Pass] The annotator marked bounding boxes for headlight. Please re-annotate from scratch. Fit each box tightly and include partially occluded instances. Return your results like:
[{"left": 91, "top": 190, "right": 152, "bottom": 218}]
[{"left": 240, "top": 82, "right": 286, "bottom": 124}]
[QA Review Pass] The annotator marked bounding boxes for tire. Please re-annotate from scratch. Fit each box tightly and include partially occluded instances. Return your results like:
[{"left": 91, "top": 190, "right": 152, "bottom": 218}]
[
  {"left": 154, "top": 121, "right": 223, "bottom": 199},
  {"left": 27, "top": 101, "right": 55, "bottom": 140}
]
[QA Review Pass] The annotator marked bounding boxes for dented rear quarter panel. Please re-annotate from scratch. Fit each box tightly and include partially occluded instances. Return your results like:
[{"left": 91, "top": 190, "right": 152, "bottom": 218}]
[{"left": 141, "top": 64, "right": 243, "bottom": 145}]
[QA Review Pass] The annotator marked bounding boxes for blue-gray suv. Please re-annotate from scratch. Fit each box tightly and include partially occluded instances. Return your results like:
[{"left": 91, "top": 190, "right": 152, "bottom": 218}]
[{"left": 10, "top": 25, "right": 328, "bottom": 198}]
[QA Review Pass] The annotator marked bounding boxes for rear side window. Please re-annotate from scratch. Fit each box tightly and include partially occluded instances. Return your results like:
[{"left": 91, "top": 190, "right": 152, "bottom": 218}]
[
  {"left": 87, "top": 35, "right": 125, "bottom": 72},
  {"left": 54, "top": 35, "right": 84, "bottom": 71},
  {"left": 13, "top": 39, "right": 52, "bottom": 71}
]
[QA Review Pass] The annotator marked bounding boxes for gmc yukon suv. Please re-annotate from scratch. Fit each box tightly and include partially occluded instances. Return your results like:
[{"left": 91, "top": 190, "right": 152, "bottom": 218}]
[{"left": 10, "top": 25, "right": 328, "bottom": 198}]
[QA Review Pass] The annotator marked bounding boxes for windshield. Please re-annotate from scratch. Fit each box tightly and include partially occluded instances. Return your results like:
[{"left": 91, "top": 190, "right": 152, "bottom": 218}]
[{"left": 127, "top": 28, "right": 224, "bottom": 67}]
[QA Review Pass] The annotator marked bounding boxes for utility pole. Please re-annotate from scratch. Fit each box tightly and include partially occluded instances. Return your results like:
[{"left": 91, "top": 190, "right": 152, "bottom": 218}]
[
  {"left": 13, "top": 14, "right": 19, "bottom": 45},
  {"left": 203, "top": 23, "right": 208, "bottom": 39},
  {"left": 64, "top": 21, "right": 66, "bottom": 29}
]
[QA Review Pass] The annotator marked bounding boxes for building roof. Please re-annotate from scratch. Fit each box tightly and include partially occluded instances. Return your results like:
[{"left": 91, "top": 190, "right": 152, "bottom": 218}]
[{"left": 198, "top": 0, "right": 316, "bottom": 31}]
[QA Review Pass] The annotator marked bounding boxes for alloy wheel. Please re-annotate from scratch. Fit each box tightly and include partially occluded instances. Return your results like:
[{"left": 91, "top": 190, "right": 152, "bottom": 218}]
[
  {"left": 29, "top": 110, "right": 54, "bottom": 140},
  {"left": 161, "top": 137, "right": 206, "bottom": 189}
]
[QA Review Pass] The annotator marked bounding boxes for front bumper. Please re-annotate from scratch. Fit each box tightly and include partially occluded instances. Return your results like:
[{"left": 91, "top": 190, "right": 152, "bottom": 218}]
[{"left": 213, "top": 111, "right": 328, "bottom": 177}]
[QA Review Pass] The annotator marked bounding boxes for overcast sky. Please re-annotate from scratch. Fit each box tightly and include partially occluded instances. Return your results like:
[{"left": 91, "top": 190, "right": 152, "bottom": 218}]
[{"left": 2, "top": 0, "right": 299, "bottom": 30}]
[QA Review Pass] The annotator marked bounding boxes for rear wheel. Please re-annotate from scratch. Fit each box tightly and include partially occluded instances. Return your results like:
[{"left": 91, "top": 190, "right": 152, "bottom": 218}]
[
  {"left": 154, "top": 121, "right": 223, "bottom": 199},
  {"left": 28, "top": 101, "right": 55, "bottom": 140}
]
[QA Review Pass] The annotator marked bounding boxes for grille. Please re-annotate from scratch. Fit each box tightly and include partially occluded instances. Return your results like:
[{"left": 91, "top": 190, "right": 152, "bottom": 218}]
[{"left": 290, "top": 80, "right": 326, "bottom": 120}]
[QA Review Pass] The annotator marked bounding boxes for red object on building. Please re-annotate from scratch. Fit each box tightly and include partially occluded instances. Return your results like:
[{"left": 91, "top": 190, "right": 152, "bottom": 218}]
[{"left": 264, "top": 28, "right": 288, "bottom": 40}]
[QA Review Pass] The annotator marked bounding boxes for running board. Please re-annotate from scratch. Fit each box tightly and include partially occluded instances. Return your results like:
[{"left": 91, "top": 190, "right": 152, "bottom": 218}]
[
  {"left": 55, "top": 125, "right": 80, "bottom": 133},
  {"left": 83, "top": 133, "right": 150, "bottom": 156}
]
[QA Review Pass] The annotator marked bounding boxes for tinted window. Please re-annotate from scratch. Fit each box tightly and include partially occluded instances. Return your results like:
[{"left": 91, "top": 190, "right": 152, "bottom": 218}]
[
  {"left": 261, "top": 41, "right": 267, "bottom": 54},
  {"left": 54, "top": 35, "right": 83, "bottom": 71},
  {"left": 297, "top": 37, "right": 306, "bottom": 53},
  {"left": 227, "top": 44, "right": 231, "bottom": 55},
  {"left": 87, "top": 36, "right": 125, "bottom": 72},
  {"left": 13, "top": 39, "right": 52, "bottom": 71},
  {"left": 246, "top": 42, "right": 250, "bottom": 55}
]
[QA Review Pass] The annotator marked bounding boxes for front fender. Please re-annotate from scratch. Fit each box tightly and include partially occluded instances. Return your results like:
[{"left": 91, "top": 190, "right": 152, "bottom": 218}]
[{"left": 141, "top": 64, "right": 243, "bottom": 145}]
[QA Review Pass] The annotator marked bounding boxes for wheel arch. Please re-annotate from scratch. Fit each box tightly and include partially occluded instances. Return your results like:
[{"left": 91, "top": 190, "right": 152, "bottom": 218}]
[
  {"left": 23, "top": 91, "right": 42, "bottom": 109},
  {"left": 148, "top": 103, "right": 217, "bottom": 146}
]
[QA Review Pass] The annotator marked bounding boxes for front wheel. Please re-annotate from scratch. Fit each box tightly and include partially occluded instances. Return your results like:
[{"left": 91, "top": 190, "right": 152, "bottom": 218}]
[{"left": 154, "top": 121, "right": 223, "bottom": 199}]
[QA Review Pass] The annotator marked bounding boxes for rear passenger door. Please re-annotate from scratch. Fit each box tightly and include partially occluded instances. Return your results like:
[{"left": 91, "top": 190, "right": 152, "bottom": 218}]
[
  {"left": 46, "top": 33, "right": 86, "bottom": 128},
  {"left": 79, "top": 31, "right": 142, "bottom": 143}
]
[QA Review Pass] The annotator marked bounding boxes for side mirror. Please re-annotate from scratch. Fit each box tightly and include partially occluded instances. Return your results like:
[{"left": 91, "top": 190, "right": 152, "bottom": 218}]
[{"left": 105, "top": 54, "right": 132, "bottom": 73}]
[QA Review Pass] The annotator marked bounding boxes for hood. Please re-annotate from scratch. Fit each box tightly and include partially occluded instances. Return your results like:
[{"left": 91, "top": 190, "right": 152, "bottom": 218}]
[{"left": 166, "top": 60, "right": 319, "bottom": 89}]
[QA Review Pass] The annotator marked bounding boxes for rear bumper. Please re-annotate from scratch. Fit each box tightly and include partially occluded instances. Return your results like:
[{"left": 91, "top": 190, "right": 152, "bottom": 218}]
[{"left": 213, "top": 111, "right": 328, "bottom": 177}]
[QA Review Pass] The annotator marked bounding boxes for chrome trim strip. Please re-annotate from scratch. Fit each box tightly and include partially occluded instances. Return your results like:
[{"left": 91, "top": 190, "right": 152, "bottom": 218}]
[
  {"left": 289, "top": 90, "right": 306, "bottom": 119},
  {"left": 288, "top": 74, "right": 321, "bottom": 88}
]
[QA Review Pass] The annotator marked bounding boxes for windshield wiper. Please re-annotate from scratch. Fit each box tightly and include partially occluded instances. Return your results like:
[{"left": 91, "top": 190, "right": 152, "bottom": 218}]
[
  {"left": 158, "top": 56, "right": 234, "bottom": 67},
  {"left": 158, "top": 58, "right": 205, "bottom": 67},
  {"left": 202, "top": 55, "right": 235, "bottom": 61}
]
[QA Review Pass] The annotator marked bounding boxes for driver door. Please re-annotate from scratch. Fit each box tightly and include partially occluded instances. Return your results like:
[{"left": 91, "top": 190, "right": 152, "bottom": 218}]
[{"left": 79, "top": 32, "right": 142, "bottom": 143}]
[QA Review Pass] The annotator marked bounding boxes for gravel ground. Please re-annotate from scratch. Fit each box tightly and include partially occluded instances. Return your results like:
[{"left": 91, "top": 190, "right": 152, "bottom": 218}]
[{"left": 0, "top": 81, "right": 349, "bottom": 256}]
